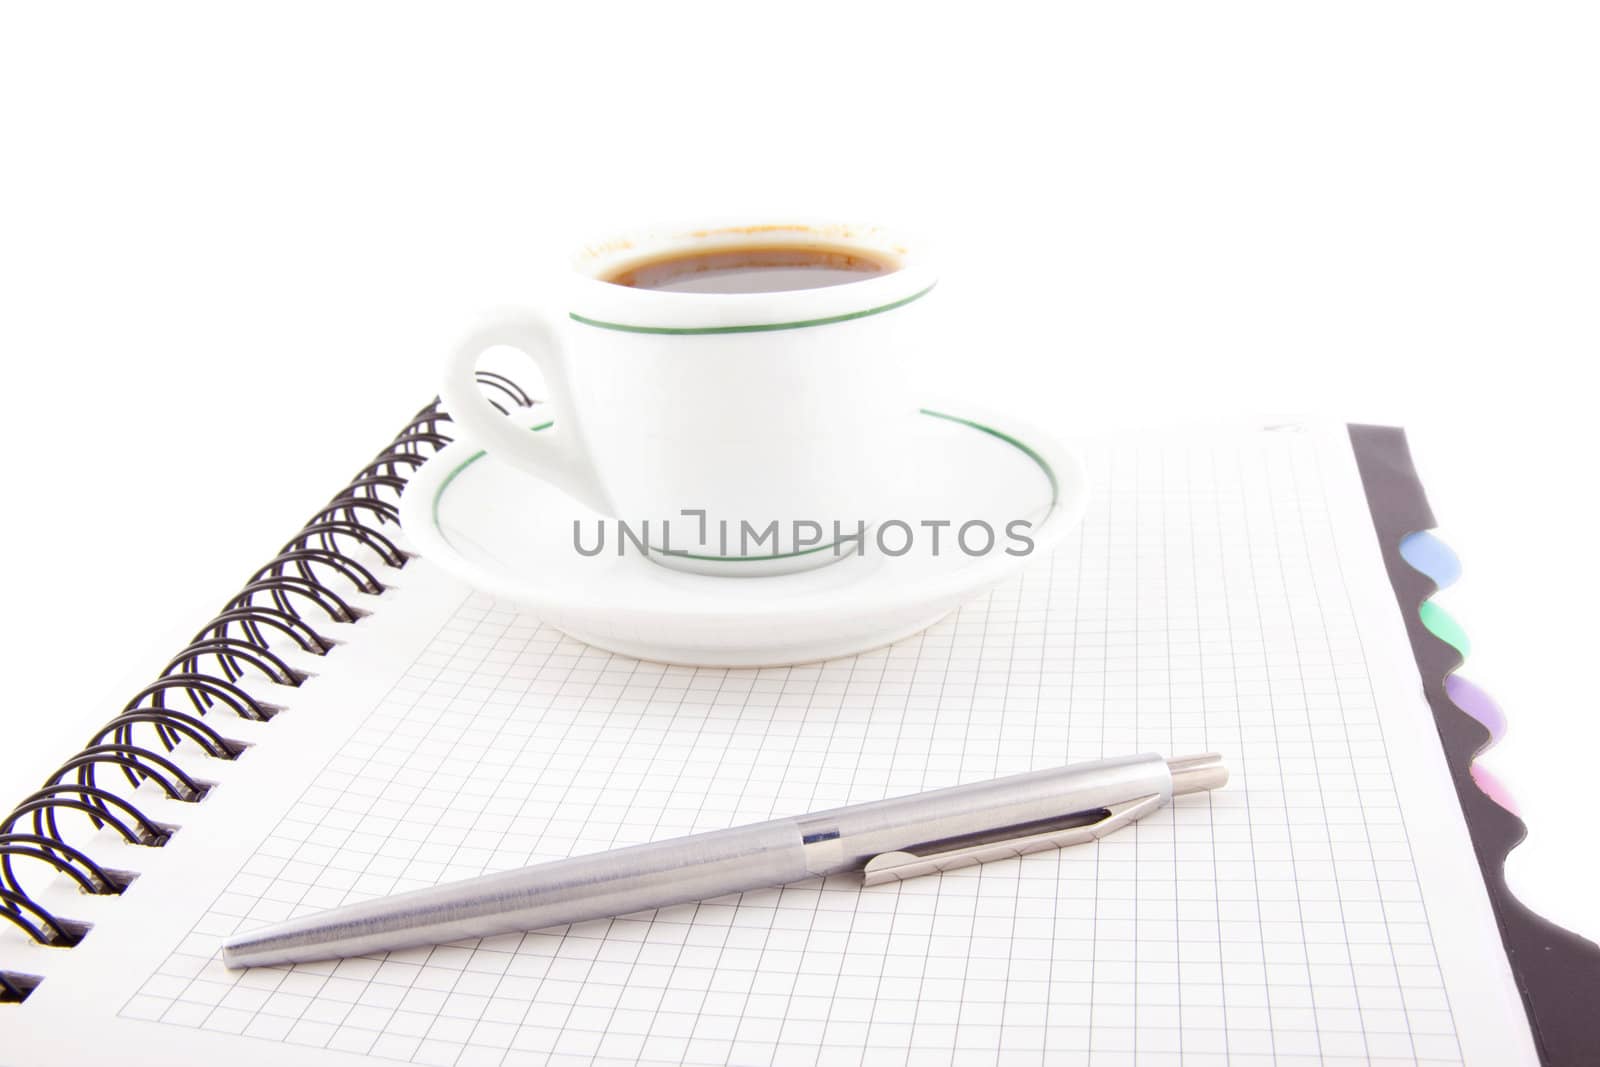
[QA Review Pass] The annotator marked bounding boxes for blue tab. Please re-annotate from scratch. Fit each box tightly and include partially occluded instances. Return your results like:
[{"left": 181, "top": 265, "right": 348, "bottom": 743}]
[{"left": 1399, "top": 530, "right": 1462, "bottom": 588}]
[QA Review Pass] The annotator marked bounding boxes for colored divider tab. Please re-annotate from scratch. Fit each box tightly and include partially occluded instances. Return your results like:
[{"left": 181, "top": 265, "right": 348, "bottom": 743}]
[
  {"left": 1469, "top": 762, "right": 1518, "bottom": 815},
  {"left": 1445, "top": 674, "right": 1506, "bottom": 745},
  {"left": 1399, "top": 530, "right": 1462, "bottom": 588},
  {"left": 1399, "top": 531, "right": 1510, "bottom": 812},
  {"left": 1419, "top": 600, "right": 1471, "bottom": 657}
]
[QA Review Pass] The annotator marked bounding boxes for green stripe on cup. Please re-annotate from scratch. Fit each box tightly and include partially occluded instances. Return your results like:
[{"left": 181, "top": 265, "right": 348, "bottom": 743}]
[{"left": 569, "top": 283, "right": 936, "bottom": 335}]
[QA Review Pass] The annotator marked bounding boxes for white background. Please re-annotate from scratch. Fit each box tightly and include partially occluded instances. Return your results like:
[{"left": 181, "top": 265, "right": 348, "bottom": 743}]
[{"left": 2, "top": 0, "right": 1595, "bottom": 953}]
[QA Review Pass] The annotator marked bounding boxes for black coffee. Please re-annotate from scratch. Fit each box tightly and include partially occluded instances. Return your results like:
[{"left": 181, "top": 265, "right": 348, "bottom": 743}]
[{"left": 601, "top": 244, "right": 895, "bottom": 294}]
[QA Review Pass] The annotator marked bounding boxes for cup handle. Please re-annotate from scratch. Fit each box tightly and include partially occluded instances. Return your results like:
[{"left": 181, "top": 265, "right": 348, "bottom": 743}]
[{"left": 438, "top": 308, "right": 611, "bottom": 514}]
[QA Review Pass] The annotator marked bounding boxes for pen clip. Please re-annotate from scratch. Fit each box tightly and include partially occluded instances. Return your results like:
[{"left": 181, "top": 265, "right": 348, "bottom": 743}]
[{"left": 861, "top": 793, "right": 1164, "bottom": 887}]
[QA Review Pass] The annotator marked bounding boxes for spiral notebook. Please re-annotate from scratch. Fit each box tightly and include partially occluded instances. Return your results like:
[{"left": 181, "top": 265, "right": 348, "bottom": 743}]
[{"left": 2, "top": 379, "right": 1596, "bottom": 1066}]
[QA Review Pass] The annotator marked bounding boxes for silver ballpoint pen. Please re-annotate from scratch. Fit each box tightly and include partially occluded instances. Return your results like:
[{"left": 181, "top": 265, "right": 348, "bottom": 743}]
[{"left": 223, "top": 751, "right": 1226, "bottom": 969}]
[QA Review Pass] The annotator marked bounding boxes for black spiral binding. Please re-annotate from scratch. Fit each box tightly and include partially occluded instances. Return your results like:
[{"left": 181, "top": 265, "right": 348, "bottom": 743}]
[{"left": 0, "top": 374, "right": 534, "bottom": 1003}]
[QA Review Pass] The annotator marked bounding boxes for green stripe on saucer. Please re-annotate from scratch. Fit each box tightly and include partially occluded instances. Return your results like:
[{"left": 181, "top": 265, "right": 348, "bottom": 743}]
[{"left": 431, "top": 407, "right": 1056, "bottom": 565}]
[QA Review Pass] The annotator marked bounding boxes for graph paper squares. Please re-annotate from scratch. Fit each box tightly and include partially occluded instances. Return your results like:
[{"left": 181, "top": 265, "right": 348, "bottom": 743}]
[{"left": 122, "top": 435, "right": 1461, "bottom": 1066}]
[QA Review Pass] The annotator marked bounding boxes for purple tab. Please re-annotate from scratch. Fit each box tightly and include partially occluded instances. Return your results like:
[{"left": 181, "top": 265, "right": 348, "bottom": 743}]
[{"left": 1446, "top": 674, "right": 1506, "bottom": 745}]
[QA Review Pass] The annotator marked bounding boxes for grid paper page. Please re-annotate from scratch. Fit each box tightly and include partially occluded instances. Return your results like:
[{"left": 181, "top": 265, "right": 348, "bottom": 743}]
[{"left": 115, "top": 425, "right": 1525, "bottom": 1066}]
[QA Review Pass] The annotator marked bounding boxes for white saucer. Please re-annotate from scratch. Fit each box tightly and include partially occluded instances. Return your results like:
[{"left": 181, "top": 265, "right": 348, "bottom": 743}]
[{"left": 399, "top": 407, "right": 1087, "bottom": 667}]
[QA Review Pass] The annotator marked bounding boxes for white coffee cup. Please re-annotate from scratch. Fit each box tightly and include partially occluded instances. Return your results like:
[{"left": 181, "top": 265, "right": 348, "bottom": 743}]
[{"left": 439, "top": 219, "right": 937, "bottom": 576}]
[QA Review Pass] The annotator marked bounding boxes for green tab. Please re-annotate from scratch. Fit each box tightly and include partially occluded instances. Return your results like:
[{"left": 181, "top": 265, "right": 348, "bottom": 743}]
[{"left": 1419, "top": 600, "right": 1470, "bottom": 657}]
